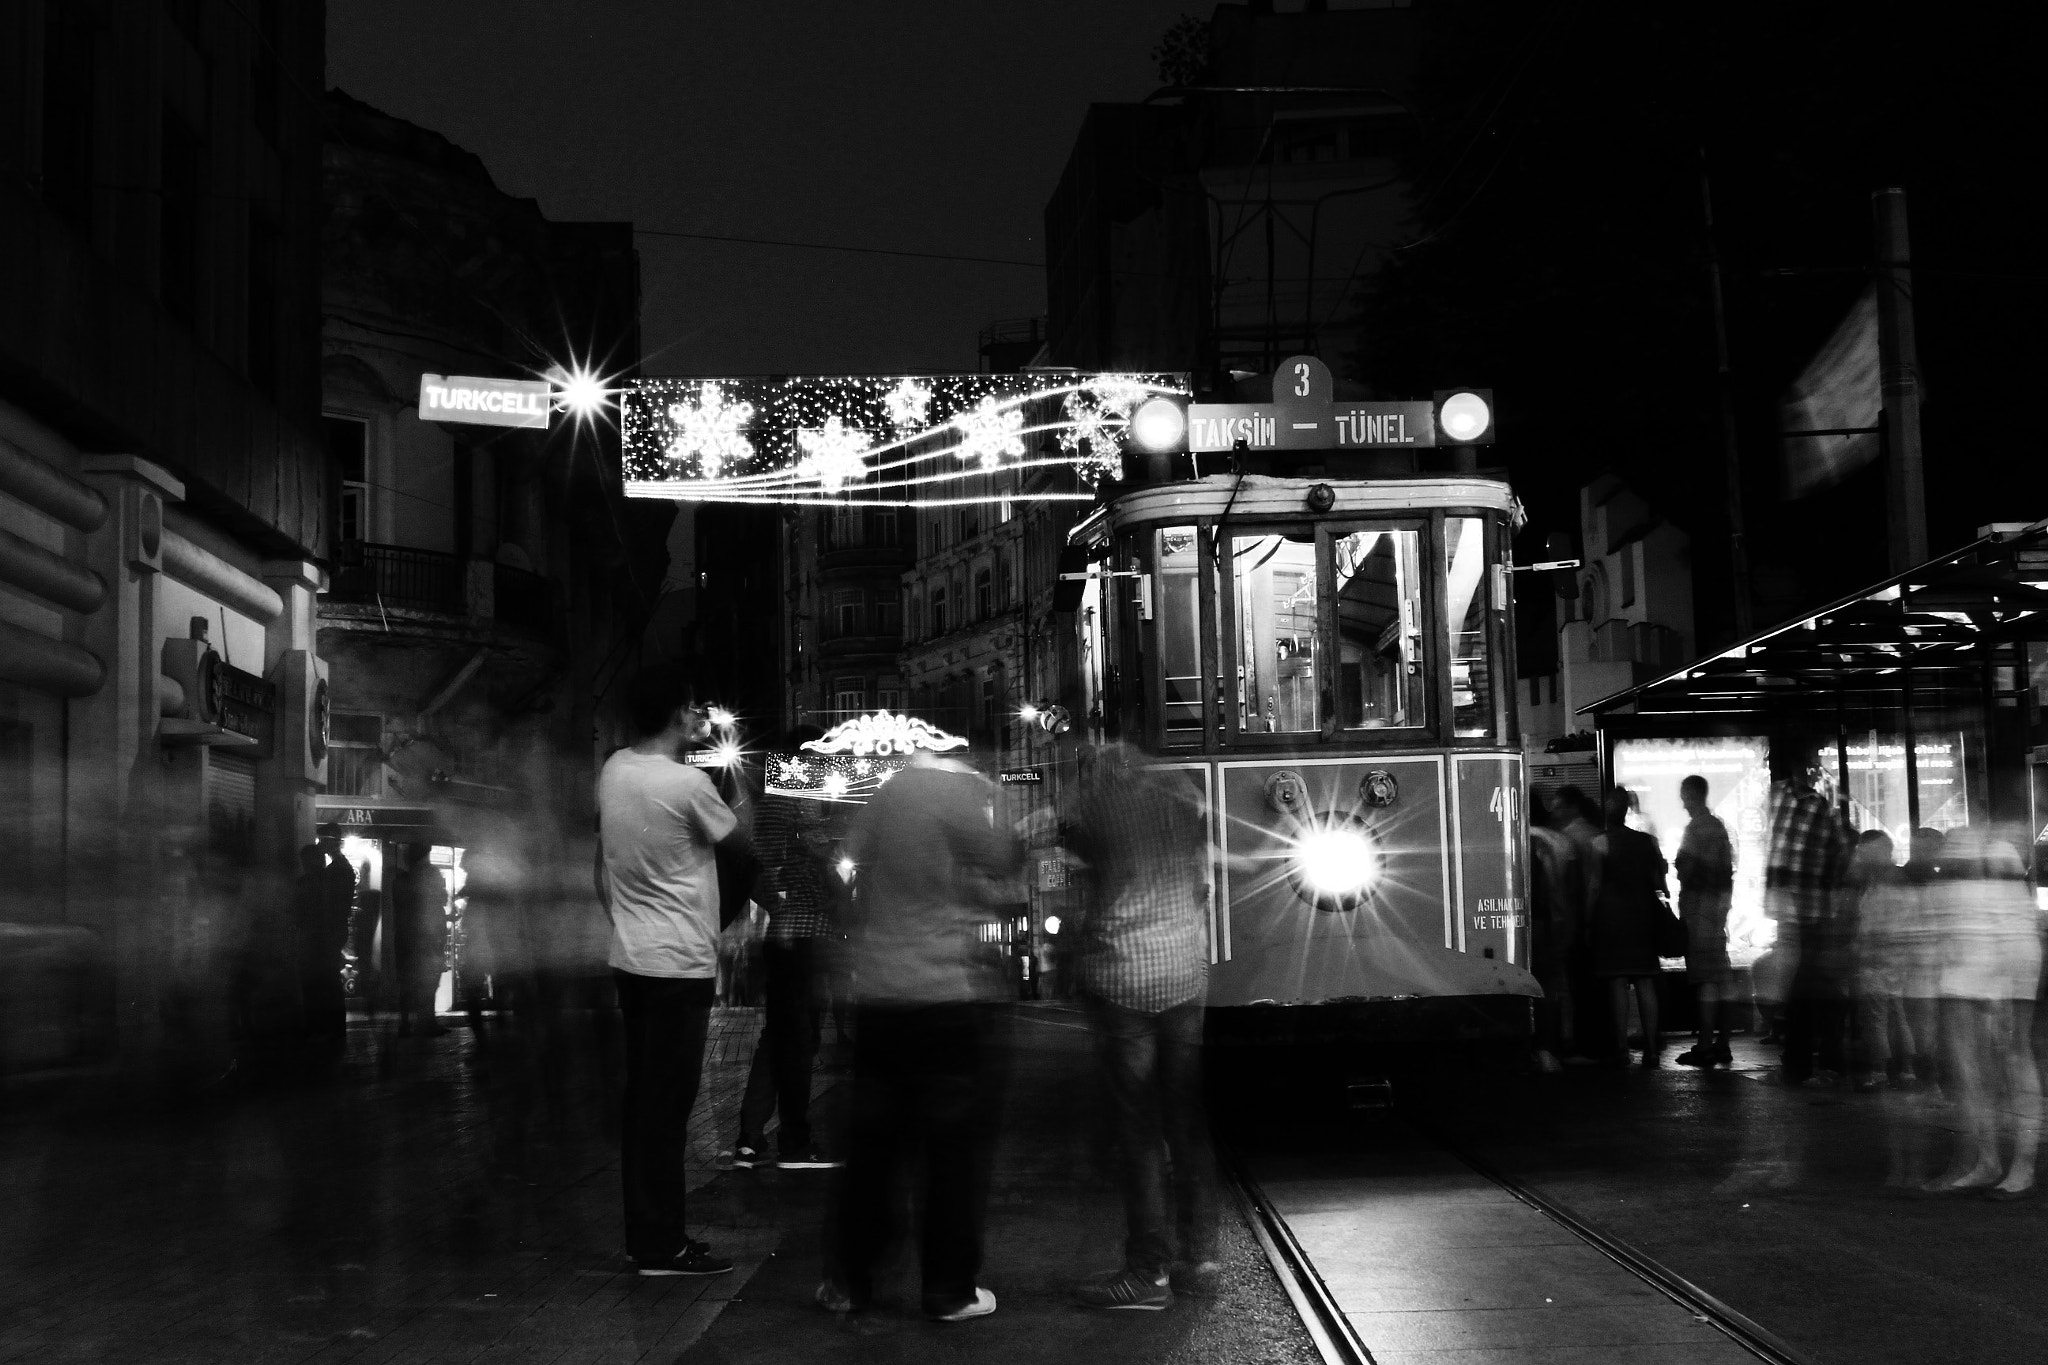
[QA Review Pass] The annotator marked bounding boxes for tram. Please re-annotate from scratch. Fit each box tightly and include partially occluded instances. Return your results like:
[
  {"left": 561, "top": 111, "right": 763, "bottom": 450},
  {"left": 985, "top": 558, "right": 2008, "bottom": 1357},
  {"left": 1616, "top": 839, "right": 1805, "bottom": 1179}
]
[{"left": 1063, "top": 468, "right": 1533, "bottom": 1056}]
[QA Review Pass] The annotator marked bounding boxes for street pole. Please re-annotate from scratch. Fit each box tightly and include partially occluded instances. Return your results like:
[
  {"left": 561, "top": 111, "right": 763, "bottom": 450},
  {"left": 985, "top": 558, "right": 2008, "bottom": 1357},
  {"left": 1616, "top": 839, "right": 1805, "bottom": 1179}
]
[
  {"left": 1873, "top": 186, "right": 1928, "bottom": 572},
  {"left": 1698, "top": 149, "right": 1753, "bottom": 636}
]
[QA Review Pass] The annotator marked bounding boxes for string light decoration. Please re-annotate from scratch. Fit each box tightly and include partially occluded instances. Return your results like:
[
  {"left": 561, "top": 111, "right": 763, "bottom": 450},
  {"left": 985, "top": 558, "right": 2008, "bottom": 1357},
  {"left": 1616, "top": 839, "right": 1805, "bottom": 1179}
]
[
  {"left": 761, "top": 710, "right": 972, "bottom": 803},
  {"left": 663, "top": 382, "right": 756, "bottom": 478},
  {"left": 620, "top": 371, "right": 1187, "bottom": 506}
]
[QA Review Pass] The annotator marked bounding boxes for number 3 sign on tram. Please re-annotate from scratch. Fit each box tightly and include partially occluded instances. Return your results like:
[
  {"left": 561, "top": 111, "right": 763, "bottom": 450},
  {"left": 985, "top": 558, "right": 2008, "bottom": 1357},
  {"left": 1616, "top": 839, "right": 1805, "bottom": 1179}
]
[{"left": 1185, "top": 355, "right": 1493, "bottom": 454}]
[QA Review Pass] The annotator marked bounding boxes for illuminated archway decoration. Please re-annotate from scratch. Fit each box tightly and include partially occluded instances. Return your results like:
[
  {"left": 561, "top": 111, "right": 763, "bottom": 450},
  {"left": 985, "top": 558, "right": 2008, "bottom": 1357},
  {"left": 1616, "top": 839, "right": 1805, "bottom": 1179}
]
[
  {"left": 764, "top": 710, "right": 971, "bottom": 803},
  {"left": 621, "top": 371, "right": 1187, "bottom": 506}
]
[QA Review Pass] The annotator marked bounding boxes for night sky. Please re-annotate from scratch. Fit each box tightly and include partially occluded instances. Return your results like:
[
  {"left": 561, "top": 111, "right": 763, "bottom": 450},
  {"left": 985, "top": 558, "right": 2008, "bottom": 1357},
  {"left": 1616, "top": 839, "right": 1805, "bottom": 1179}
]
[{"left": 327, "top": 0, "right": 1196, "bottom": 378}]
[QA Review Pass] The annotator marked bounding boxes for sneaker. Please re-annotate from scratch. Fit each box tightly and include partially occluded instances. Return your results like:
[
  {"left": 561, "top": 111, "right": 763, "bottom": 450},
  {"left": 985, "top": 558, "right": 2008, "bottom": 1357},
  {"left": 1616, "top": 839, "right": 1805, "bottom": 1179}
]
[
  {"left": 1169, "top": 1260, "right": 1222, "bottom": 1297},
  {"left": 636, "top": 1243, "right": 733, "bottom": 1277},
  {"left": 1074, "top": 1267, "right": 1171, "bottom": 1311},
  {"left": 927, "top": 1287, "right": 997, "bottom": 1321},
  {"left": 730, "top": 1144, "right": 766, "bottom": 1170},
  {"left": 776, "top": 1147, "right": 844, "bottom": 1170}
]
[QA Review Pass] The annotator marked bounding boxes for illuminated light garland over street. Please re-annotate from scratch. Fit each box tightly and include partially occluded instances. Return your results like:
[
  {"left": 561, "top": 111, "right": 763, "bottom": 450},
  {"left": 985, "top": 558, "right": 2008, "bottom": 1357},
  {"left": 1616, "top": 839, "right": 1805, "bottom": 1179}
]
[{"left": 619, "top": 371, "right": 1186, "bottom": 506}]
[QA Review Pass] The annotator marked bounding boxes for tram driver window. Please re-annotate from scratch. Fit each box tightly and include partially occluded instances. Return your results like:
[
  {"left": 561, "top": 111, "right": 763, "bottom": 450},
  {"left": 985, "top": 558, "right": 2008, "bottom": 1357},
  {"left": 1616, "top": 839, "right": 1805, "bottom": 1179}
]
[
  {"left": 1157, "top": 525, "right": 1218, "bottom": 745},
  {"left": 1446, "top": 516, "right": 1495, "bottom": 737},
  {"left": 1333, "top": 529, "right": 1423, "bottom": 729},
  {"left": 1232, "top": 531, "right": 1320, "bottom": 733}
]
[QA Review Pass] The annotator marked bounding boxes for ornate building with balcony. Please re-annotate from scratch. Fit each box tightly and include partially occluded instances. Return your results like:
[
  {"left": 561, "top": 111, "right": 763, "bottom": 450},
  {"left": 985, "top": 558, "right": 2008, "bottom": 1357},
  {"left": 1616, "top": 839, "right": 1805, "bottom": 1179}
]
[
  {"left": 783, "top": 502, "right": 911, "bottom": 734},
  {"left": 316, "top": 93, "right": 665, "bottom": 873}
]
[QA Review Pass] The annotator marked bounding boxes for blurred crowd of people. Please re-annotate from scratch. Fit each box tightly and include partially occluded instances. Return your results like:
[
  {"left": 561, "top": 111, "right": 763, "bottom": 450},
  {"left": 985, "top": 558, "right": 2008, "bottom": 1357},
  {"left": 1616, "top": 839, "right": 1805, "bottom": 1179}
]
[{"left": 1530, "top": 740, "right": 2046, "bottom": 1198}]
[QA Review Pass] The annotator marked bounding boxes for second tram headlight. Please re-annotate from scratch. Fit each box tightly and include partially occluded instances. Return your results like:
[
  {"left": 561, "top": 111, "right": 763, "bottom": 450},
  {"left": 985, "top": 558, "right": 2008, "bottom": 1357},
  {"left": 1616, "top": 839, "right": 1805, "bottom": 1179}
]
[{"left": 1433, "top": 389, "right": 1495, "bottom": 445}]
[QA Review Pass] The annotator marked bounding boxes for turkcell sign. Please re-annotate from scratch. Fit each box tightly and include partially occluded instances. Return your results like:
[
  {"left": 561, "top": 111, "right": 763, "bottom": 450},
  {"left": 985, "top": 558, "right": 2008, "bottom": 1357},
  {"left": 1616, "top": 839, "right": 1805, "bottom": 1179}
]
[
  {"left": 418, "top": 374, "right": 552, "bottom": 429},
  {"left": 1187, "top": 400, "right": 1436, "bottom": 452}
]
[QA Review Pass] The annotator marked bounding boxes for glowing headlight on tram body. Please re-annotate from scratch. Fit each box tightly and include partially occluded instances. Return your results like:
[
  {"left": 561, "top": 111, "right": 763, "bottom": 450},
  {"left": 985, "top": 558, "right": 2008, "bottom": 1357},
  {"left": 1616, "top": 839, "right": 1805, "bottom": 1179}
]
[
  {"left": 1127, "top": 397, "right": 1188, "bottom": 452},
  {"left": 1294, "top": 826, "right": 1382, "bottom": 900},
  {"left": 1435, "top": 390, "right": 1494, "bottom": 444}
]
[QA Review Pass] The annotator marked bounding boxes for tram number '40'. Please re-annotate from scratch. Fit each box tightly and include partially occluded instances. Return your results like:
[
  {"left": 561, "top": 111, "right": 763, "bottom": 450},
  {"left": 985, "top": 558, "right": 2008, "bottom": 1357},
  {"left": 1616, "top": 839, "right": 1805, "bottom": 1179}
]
[{"left": 1486, "top": 785, "right": 1518, "bottom": 824}]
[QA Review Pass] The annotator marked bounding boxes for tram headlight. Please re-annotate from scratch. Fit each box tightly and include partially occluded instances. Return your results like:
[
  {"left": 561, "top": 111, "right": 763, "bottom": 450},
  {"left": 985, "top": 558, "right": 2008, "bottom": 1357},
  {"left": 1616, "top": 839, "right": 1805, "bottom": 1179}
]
[
  {"left": 1126, "top": 397, "right": 1189, "bottom": 453},
  {"left": 1433, "top": 388, "right": 1495, "bottom": 445},
  {"left": 1296, "top": 826, "right": 1381, "bottom": 900}
]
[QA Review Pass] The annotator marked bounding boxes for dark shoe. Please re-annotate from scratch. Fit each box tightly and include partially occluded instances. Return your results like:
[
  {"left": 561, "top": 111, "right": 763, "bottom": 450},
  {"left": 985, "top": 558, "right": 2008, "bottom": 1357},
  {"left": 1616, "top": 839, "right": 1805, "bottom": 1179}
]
[
  {"left": 1074, "top": 1267, "right": 1170, "bottom": 1311},
  {"left": 776, "top": 1147, "right": 844, "bottom": 1170},
  {"left": 730, "top": 1143, "right": 766, "bottom": 1170},
  {"left": 1675, "top": 1047, "right": 1711, "bottom": 1067},
  {"left": 636, "top": 1242, "right": 733, "bottom": 1277},
  {"left": 927, "top": 1287, "right": 997, "bottom": 1321},
  {"left": 1640, "top": 1053, "right": 1663, "bottom": 1070},
  {"left": 1712, "top": 1043, "right": 1734, "bottom": 1066}
]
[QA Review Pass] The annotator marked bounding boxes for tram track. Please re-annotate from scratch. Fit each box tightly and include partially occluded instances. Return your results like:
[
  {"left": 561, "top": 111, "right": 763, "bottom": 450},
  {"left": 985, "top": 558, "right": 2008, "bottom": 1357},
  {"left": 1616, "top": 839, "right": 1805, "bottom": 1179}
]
[{"left": 1225, "top": 1129, "right": 1820, "bottom": 1365}]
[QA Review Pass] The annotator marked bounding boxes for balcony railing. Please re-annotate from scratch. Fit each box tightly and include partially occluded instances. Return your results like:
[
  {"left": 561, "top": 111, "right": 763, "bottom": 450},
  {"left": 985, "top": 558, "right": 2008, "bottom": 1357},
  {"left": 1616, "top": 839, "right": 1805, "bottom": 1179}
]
[{"left": 329, "top": 541, "right": 465, "bottom": 614}]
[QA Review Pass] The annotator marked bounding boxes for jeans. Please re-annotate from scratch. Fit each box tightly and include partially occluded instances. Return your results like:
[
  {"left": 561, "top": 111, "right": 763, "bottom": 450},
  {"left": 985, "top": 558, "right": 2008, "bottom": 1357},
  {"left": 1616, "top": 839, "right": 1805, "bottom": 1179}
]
[
  {"left": 739, "top": 938, "right": 823, "bottom": 1154},
  {"left": 614, "top": 971, "right": 713, "bottom": 1263},
  {"left": 1090, "top": 997, "right": 1217, "bottom": 1274},
  {"left": 828, "top": 1003, "right": 1004, "bottom": 1313}
]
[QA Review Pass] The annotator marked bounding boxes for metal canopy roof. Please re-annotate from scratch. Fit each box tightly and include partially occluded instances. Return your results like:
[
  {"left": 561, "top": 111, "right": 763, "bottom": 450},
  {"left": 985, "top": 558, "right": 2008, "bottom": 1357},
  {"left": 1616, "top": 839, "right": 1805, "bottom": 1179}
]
[{"left": 1581, "top": 521, "right": 2048, "bottom": 719}]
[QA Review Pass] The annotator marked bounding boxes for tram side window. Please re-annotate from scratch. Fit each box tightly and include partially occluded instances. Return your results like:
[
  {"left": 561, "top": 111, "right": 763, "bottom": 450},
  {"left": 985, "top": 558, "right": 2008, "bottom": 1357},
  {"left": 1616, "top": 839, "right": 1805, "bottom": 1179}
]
[
  {"left": 1333, "top": 529, "right": 1423, "bottom": 729},
  {"left": 1232, "top": 531, "right": 1320, "bottom": 733},
  {"left": 1446, "top": 516, "right": 1494, "bottom": 737},
  {"left": 1157, "top": 525, "right": 1217, "bottom": 746}
]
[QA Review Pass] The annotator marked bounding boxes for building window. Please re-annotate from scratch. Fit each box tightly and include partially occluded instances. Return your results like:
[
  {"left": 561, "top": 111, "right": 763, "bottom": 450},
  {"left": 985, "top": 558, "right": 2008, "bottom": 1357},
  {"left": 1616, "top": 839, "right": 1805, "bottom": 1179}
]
[
  {"left": 829, "top": 507, "right": 861, "bottom": 550},
  {"left": 324, "top": 417, "right": 370, "bottom": 544},
  {"left": 1620, "top": 543, "right": 1637, "bottom": 607},
  {"left": 928, "top": 520, "right": 942, "bottom": 556},
  {"left": 327, "top": 712, "right": 385, "bottom": 798},
  {"left": 874, "top": 596, "right": 901, "bottom": 638},
  {"left": 833, "top": 589, "right": 863, "bottom": 638},
  {"left": 873, "top": 508, "right": 899, "bottom": 547},
  {"left": 998, "top": 554, "right": 1014, "bottom": 609},
  {"left": 875, "top": 686, "right": 902, "bottom": 712},
  {"left": 833, "top": 679, "right": 866, "bottom": 714},
  {"left": 39, "top": 7, "right": 96, "bottom": 235},
  {"left": 931, "top": 585, "right": 948, "bottom": 636},
  {"left": 975, "top": 567, "right": 992, "bottom": 621},
  {"left": 909, "top": 590, "right": 923, "bottom": 640},
  {"left": 959, "top": 505, "right": 980, "bottom": 542}
]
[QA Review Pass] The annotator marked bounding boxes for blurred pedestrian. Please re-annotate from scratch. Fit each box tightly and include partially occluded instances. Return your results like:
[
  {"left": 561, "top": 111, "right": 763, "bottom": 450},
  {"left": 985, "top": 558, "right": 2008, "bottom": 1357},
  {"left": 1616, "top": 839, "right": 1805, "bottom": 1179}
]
[
  {"left": 732, "top": 726, "right": 842, "bottom": 1172},
  {"left": 394, "top": 843, "right": 448, "bottom": 1038},
  {"left": 1590, "top": 787, "right": 1669, "bottom": 1068},
  {"left": 1765, "top": 742, "right": 1853, "bottom": 1086},
  {"left": 1848, "top": 830, "right": 1914, "bottom": 1091},
  {"left": 1528, "top": 792, "right": 1583, "bottom": 1072},
  {"left": 293, "top": 842, "right": 351, "bottom": 1058},
  {"left": 1552, "top": 786, "right": 1607, "bottom": 1059},
  {"left": 596, "top": 664, "right": 752, "bottom": 1277},
  {"left": 1920, "top": 826, "right": 2042, "bottom": 1198},
  {"left": 818, "top": 749, "right": 1023, "bottom": 1322},
  {"left": 1062, "top": 743, "right": 1219, "bottom": 1310},
  {"left": 1674, "top": 775, "right": 1736, "bottom": 1068}
]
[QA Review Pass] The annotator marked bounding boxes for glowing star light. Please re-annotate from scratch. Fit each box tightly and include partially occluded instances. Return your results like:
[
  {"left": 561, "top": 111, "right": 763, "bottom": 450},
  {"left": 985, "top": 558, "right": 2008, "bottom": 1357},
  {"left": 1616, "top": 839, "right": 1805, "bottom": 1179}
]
[
  {"left": 951, "top": 397, "right": 1026, "bottom": 470},
  {"left": 884, "top": 377, "right": 933, "bottom": 432},
  {"left": 665, "top": 382, "right": 756, "bottom": 478},
  {"left": 794, "top": 416, "right": 872, "bottom": 492}
]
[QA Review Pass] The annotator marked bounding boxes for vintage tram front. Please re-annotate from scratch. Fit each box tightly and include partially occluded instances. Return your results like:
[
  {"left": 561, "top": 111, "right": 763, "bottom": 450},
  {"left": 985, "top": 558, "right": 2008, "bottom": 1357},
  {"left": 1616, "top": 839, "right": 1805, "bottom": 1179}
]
[{"left": 1065, "top": 472, "right": 1533, "bottom": 1055}]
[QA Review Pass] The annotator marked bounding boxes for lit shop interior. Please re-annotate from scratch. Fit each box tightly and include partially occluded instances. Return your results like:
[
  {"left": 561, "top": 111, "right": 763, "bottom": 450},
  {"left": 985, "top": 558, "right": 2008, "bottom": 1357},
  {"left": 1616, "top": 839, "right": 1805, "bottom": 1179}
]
[{"left": 1584, "top": 523, "right": 2048, "bottom": 969}]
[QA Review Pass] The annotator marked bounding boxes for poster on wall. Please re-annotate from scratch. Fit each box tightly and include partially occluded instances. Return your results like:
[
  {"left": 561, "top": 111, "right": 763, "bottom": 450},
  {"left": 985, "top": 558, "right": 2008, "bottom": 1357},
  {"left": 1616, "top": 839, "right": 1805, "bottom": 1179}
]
[
  {"left": 1817, "top": 733, "right": 1971, "bottom": 846},
  {"left": 1610, "top": 737, "right": 1772, "bottom": 967}
]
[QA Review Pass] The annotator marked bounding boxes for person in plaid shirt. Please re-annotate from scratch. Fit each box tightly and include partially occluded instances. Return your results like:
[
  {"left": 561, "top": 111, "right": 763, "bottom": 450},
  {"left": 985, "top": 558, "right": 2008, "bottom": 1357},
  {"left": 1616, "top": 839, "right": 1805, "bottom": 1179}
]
[
  {"left": 1062, "top": 742, "right": 1218, "bottom": 1311},
  {"left": 731, "top": 726, "right": 841, "bottom": 1171},
  {"left": 1765, "top": 740, "right": 1854, "bottom": 1085}
]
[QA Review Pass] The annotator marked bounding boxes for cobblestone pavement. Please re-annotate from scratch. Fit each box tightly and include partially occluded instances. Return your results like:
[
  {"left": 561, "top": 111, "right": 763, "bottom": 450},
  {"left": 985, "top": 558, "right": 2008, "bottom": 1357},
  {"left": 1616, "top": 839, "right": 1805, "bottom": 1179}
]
[{"left": 0, "top": 1006, "right": 834, "bottom": 1365}]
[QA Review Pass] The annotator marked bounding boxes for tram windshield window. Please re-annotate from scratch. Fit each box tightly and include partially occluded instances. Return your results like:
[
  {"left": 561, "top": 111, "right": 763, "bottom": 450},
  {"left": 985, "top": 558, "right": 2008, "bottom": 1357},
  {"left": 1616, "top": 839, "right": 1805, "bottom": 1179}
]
[
  {"left": 1446, "top": 516, "right": 1494, "bottom": 737},
  {"left": 1332, "top": 529, "right": 1423, "bottom": 729},
  {"left": 1232, "top": 531, "right": 1320, "bottom": 733},
  {"left": 1157, "top": 525, "right": 1217, "bottom": 746}
]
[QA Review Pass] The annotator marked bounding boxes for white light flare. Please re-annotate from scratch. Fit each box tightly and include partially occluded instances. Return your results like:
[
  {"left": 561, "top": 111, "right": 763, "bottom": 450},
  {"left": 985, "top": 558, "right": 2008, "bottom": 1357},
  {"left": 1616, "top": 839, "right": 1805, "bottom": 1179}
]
[
  {"left": 1438, "top": 391, "right": 1492, "bottom": 443},
  {"left": 553, "top": 366, "right": 612, "bottom": 419},
  {"left": 837, "top": 856, "right": 856, "bottom": 883},
  {"left": 1293, "top": 825, "right": 1381, "bottom": 902},
  {"left": 1128, "top": 396, "right": 1187, "bottom": 452},
  {"left": 1043, "top": 915, "right": 1062, "bottom": 936},
  {"left": 707, "top": 704, "right": 737, "bottom": 730}
]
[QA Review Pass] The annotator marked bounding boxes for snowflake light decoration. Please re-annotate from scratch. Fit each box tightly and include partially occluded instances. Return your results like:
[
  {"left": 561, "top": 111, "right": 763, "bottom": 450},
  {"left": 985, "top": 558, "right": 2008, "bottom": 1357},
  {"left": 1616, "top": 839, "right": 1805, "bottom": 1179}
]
[
  {"left": 1090, "top": 374, "right": 1153, "bottom": 416},
  {"left": 884, "top": 377, "right": 933, "bottom": 432},
  {"left": 665, "top": 382, "right": 756, "bottom": 478},
  {"left": 951, "top": 397, "right": 1026, "bottom": 470},
  {"left": 1057, "top": 391, "right": 1126, "bottom": 485},
  {"left": 795, "top": 416, "right": 872, "bottom": 492}
]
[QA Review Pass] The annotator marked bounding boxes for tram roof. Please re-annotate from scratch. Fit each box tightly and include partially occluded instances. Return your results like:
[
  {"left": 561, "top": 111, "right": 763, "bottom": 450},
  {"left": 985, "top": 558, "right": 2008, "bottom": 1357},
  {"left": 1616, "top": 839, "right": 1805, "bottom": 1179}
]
[
  {"left": 1068, "top": 474, "right": 1519, "bottom": 551},
  {"left": 1582, "top": 520, "right": 2048, "bottom": 720}
]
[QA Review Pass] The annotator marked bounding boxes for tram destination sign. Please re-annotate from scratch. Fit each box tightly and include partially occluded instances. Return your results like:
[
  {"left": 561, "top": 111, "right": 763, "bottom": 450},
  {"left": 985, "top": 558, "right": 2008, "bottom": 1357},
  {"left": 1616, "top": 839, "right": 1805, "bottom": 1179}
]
[{"left": 1187, "top": 400, "right": 1437, "bottom": 453}]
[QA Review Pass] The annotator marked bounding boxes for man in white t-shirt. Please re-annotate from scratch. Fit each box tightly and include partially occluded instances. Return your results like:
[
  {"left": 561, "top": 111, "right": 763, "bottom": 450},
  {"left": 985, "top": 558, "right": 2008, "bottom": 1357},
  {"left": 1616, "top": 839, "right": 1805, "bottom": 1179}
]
[{"left": 597, "top": 664, "right": 754, "bottom": 1277}]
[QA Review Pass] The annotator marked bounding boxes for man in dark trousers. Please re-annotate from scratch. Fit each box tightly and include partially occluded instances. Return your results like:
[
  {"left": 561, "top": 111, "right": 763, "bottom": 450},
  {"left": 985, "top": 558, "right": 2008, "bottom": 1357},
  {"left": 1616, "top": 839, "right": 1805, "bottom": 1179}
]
[
  {"left": 596, "top": 664, "right": 754, "bottom": 1278},
  {"left": 1766, "top": 741, "right": 1853, "bottom": 1086},
  {"left": 1064, "top": 742, "right": 1220, "bottom": 1311},
  {"left": 732, "top": 726, "right": 841, "bottom": 1171},
  {"left": 818, "top": 749, "right": 1022, "bottom": 1323}
]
